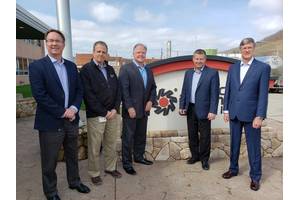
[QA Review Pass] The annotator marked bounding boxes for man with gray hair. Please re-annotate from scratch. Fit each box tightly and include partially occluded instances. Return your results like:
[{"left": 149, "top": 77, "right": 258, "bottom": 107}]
[
  {"left": 222, "top": 37, "right": 271, "bottom": 191},
  {"left": 119, "top": 43, "right": 157, "bottom": 175},
  {"left": 80, "top": 41, "right": 122, "bottom": 185}
]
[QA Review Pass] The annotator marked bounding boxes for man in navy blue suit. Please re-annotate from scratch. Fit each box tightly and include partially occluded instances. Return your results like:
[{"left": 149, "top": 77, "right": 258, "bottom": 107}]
[
  {"left": 222, "top": 38, "right": 271, "bottom": 191},
  {"left": 179, "top": 49, "right": 220, "bottom": 170},
  {"left": 29, "top": 29, "right": 90, "bottom": 200}
]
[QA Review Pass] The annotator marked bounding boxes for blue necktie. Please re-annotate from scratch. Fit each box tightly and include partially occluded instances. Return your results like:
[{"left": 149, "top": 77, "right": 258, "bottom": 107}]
[{"left": 139, "top": 67, "right": 147, "bottom": 88}]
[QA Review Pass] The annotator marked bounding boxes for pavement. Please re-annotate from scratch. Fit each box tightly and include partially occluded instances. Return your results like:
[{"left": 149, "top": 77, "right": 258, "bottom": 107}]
[
  {"left": 267, "top": 93, "right": 283, "bottom": 122},
  {"left": 16, "top": 94, "right": 283, "bottom": 200}
]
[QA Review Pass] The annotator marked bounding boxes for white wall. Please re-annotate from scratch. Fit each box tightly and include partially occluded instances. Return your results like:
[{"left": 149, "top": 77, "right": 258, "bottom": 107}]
[{"left": 148, "top": 70, "right": 229, "bottom": 131}]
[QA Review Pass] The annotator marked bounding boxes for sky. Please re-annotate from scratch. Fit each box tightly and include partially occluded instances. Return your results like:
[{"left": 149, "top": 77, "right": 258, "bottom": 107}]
[{"left": 16, "top": 0, "right": 282, "bottom": 58}]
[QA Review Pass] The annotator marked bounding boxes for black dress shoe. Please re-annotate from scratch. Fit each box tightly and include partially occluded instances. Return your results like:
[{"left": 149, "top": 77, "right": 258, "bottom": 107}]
[
  {"left": 47, "top": 194, "right": 61, "bottom": 200},
  {"left": 124, "top": 167, "right": 137, "bottom": 175},
  {"left": 202, "top": 161, "right": 210, "bottom": 170},
  {"left": 134, "top": 158, "right": 153, "bottom": 165},
  {"left": 222, "top": 170, "right": 238, "bottom": 179},
  {"left": 69, "top": 183, "right": 91, "bottom": 193},
  {"left": 186, "top": 157, "right": 199, "bottom": 164},
  {"left": 250, "top": 180, "right": 260, "bottom": 191}
]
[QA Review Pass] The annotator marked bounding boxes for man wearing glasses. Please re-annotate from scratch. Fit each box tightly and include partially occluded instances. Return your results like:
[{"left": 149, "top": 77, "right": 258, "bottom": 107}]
[{"left": 29, "top": 29, "right": 90, "bottom": 200}]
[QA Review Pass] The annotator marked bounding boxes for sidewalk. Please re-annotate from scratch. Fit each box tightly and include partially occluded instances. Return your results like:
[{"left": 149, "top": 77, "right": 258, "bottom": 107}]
[{"left": 17, "top": 116, "right": 282, "bottom": 200}]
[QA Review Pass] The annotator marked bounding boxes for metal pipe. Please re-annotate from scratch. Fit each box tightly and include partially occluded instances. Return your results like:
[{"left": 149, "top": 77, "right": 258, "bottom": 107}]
[{"left": 56, "top": 0, "right": 73, "bottom": 61}]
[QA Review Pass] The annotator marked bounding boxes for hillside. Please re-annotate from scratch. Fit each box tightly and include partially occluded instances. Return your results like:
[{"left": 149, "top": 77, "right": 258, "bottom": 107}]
[{"left": 222, "top": 30, "right": 283, "bottom": 58}]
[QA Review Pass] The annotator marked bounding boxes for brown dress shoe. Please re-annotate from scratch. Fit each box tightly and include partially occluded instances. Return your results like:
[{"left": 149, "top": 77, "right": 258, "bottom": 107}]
[
  {"left": 250, "top": 180, "right": 260, "bottom": 191},
  {"left": 105, "top": 170, "right": 122, "bottom": 178},
  {"left": 222, "top": 170, "right": 238, "bottom": 179},
  {"left": 91, "top": 176, "right": 103, "bottom": 185}
]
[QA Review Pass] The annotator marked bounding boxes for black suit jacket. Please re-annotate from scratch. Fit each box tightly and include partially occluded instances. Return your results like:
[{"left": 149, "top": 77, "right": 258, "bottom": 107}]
[
  {"left": 80, "top": 60, "right": 121, "bottom": 118},
  {"left": 29, "top": 55, "right": 83, "bottom": 131},
  {"left": 119, "top": 62, "right": 157, "bottom": 118}
]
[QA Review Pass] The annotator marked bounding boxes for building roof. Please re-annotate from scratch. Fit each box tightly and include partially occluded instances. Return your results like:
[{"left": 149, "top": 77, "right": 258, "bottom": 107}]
[{"left": 16, "top": 3, "right": 51, "bottom": 39}]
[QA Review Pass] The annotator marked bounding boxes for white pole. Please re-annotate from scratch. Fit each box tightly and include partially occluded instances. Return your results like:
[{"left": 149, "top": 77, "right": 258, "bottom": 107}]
[{"left": 56, "top": 0, "right": 73, "bottom": 61}]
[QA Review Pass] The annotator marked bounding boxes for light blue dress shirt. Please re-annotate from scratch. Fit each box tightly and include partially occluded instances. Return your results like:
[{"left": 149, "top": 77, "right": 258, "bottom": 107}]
[
  {"left": 133, "top": 60, "right": 147, "bottom": 88},
  {"left": 93, "top": 60, "right": 108, "bottom": 80},
  {"left": 190, "top": 67, "right": 204, "bottom": 103},
  {"left": 48, "top": 55, "right": 78, "bottom": 113}
]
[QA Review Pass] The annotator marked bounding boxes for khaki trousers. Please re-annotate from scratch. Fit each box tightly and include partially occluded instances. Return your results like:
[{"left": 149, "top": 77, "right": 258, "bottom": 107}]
[{"left": 87, "top": 116, "right": 119, "bottom": 177}]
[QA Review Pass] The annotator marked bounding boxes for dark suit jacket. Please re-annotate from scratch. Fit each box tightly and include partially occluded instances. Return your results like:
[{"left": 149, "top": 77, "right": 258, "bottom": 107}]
[
  {"left": 224, "top": 58, "right": 271, "bottom": 122},
  {"left": 179, "top": 66, "right": 220, "bottom": 119},
  {"left": 119, "top": 62, "right": 157, "bottom": 119},
  {"left": 80, "top": 60, "right": 121, "bottom": 118},
  {"left": 29, "top": 55, "right": 83, "bottom": 131}
]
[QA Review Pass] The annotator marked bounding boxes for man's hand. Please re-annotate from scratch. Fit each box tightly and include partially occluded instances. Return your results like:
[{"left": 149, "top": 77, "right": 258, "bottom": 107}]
[
  {"left": 252, "top": 117, "right": 263, "bottom": 129},
  {"left": 63, "top": 108, "right": 76, "bottom": 119},
  {"left": 69, "top": 115, "right": 76, "bottom": 122},
  {"left": 107, "top": 109, "right": 117, "bottom": 120},
  {"left": 128, "top": 107, "right": 136, "bottom": 119},
  {"left": 223, "top": 113, "right": 229, "bottom": 123},
  {"left": 207, "top": 113, "right": 216, "bottom": 120},
  {"left": 145, "top": 101, "right": 153, "bottom": 112},
  {"left": 179, "top": 109, "right": 187, "bottom": 115},
  {"left": 105, "top": 111, "right": 112, "bottom": 119}
]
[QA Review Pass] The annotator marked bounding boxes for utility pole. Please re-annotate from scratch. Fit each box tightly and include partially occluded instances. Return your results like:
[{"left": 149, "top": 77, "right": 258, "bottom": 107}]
[{"left": 166, "top": 40, "right": 171, "bottom": 58}]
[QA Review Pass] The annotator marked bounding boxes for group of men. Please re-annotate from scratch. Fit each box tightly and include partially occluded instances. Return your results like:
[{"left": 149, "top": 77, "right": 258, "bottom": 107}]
[
  {"left": 179, "top": 38, "right": 270, "bottom": 192},
  {"left": 29, "top": 29, "right": 270, "bottom": 200}
]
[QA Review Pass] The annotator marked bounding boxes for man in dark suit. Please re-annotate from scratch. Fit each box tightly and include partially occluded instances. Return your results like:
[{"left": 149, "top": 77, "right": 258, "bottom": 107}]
[
  {"left": 119, "top": 43, "right": 157, "bottom": 175},
  {"left": 222, "top": 38, "right": 271, "bottom": 191},
  {"left": 80, "top": 41, "right": 122, "bottom": 185},
  {"left": 29, "top": 29, "right": 90, "bottom": 200},
  {"left": 179, "top": 49, "right": 220, "bottom": 170}
]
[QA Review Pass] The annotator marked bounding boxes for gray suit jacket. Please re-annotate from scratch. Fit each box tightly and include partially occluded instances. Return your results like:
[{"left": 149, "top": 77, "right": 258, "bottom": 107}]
[{"left": 119, "top": 62, "right": 157, "bottom": 118}]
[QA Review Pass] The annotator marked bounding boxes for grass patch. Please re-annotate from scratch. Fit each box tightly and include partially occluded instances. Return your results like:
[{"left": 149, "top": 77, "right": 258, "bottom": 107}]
[
  {"left": 80, "top": 102, "right": 86, "bottom": 110},
  {"left": 16, "top": 84, "right": 86, "bottom": 110},
  {"left": 16, "top": 84, "right": 32, "bottom": 98}
]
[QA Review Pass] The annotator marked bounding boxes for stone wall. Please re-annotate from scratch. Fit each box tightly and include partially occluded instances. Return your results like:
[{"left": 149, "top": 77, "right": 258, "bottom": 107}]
[
  {"left": 16, "top": 96, "right": 36, "bottom": 118},
  {"left": 67, "top": 118, "right": 282, "bottom": 161},
  {"left": 142, "top": 119, "right": 282, "bottom": 161},
  {"left": 58, "top": 126, "right": 88, "bottom": 161}
]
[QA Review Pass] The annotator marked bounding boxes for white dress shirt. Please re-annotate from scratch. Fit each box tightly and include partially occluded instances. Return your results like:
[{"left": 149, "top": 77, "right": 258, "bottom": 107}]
[
  {"left": 223, "top": 57, "right": 254, "bottom": 114},
  {"left": 240, "top": 57, "right": 254, "bottom": 84}
]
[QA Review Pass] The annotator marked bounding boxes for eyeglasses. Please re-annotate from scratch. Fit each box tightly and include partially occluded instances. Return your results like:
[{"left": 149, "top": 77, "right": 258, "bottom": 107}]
[{"left": 46, "top": 39, "right": 64, "bottom": 44}]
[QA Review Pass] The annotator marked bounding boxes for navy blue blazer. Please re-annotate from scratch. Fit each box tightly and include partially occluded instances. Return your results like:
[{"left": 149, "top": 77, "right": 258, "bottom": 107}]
[
  {"left": 224, "top": 58, "right": 271, "bottom": 122},
  {"left": 29, "top": 55, "right": 83, "bottom": 131},
  {"left": 119, "top": 62, "right": 157, "bottom": 119},
  {"left": 179, "top": 66, "right": 220, "bottom": 119}
]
